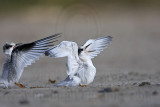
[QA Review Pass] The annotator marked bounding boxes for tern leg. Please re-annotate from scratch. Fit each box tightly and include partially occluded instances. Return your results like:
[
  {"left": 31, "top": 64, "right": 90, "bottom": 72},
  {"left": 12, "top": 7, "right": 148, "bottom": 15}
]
[
  {"left": 79, "top": 84, "right": 88, "bottom": 87},
  {"left": 15, "top": 82, "right": 25, "bottom": 88}
]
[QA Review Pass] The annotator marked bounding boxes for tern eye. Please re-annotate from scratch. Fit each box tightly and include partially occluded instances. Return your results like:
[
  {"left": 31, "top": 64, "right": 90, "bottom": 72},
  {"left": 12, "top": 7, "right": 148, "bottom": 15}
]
[
  {"left": 78, "top": 48, "right": 83, "bottom": 55},
  {"left": 5, "top": 45, "right": 12, "bottom": 49}
]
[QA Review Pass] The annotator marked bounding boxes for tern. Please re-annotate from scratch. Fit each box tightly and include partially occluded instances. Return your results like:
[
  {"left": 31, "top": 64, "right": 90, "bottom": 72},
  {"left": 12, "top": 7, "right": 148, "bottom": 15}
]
[
  {"left": 45, "top": 36, "right": 112, "bottom": 87},
  {"left": 0, "top": 33, "right": 61, "bottom": 88}
]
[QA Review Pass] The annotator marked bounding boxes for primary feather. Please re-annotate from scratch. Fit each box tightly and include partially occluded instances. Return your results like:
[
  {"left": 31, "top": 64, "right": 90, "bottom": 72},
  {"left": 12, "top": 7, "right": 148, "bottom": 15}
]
[{"left": 80, "top": 36, "right": 112, "bottom": 59}]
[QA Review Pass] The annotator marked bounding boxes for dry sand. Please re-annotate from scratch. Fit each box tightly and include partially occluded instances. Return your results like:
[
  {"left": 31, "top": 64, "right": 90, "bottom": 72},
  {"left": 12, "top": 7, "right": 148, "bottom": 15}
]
[{"left": 0, "top": 5, "right": 160, "bottom": 107}]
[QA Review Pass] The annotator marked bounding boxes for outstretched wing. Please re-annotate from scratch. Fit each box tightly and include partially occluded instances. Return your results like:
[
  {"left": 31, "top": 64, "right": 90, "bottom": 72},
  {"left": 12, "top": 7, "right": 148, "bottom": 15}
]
[
  {"left": 80, "top": 36, "right": 112, "bottom": 59},
  {"left": 45, "top": 41, "right": 80, "bottom": 76},
  {"left": 45, "top": 41, "right": 74, "bottom": 58},
  {"left": 11, "top": 33, "right": 61, "bottom": 73}
]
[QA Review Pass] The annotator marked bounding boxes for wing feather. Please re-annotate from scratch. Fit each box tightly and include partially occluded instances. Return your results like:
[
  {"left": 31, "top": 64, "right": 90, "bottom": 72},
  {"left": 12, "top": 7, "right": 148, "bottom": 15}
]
[
  {"left": 11, "top": 33, "right": 61, "bottom": 74},
  {"left": 80, "top": 36, "right": 112, "bottom": 59}
]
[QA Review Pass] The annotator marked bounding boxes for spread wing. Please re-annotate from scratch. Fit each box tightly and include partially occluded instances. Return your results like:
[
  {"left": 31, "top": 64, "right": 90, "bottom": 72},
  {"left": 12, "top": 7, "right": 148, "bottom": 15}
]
[
  {"left": 80, "top": 36, "right": 112, "bottom": 59},
  {"left": 11, "top": 33, "right": 61, "bottom": 73},
  {"left": 45, "top": 41, "right": 74, "bottom": 58},
  {"left": 45, "top": 41, "right": 81, "bottom": 76}
]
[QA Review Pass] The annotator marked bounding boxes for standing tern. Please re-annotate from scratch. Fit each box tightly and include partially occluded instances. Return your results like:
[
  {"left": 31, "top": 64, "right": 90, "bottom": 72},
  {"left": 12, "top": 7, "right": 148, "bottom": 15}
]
[
  {"left": 45, "top": 36, "right": 112, "bottom": 87},
  {"left": 0, "top": 33, "right": 61, "bottom": 88}
]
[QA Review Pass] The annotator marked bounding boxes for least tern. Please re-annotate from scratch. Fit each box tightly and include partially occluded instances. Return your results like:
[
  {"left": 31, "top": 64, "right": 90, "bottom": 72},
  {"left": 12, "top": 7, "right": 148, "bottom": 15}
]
[
  {"left": 45, "top": 36, "right": 112, "bottom": 87},
  {"left": 0, "top": 33, "right": 61, "bottom": 88}
]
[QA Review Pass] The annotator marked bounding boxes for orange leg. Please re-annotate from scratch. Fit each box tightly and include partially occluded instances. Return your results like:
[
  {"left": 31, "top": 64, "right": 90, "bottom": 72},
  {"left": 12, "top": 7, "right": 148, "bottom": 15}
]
[
  {"left": 15, "top": 82, "right": 25, "bottom": 88},
  {"left": 79, "top": 84, "right": 88, "bottom": 87}
]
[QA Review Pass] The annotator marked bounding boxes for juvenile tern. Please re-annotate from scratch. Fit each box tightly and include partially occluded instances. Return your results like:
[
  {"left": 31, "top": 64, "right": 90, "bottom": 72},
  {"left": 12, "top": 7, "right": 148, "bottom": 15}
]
[
  {"left": 0, "top": 33, "right": 61, "bottom": 88},
  {"left": 45, "top": 36, "right": 112, "bottom": 87}
]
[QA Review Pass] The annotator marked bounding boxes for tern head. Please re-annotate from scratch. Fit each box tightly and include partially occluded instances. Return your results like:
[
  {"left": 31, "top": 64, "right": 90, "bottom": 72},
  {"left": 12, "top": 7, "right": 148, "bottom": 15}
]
[
  {"left": 78, "top": 40, "right": 94, "bottom": 61},
  {"left": 78, "top": 47, "right": 90, "bottom": 61},
  {"left": 78, "top": 39, "right": 94, "bottom": 58},
  {"left": 46, "top": 41, "right": 78, "bottom": 58},
  {"left": 3, "top": 42, "right": 16, "bottom": 56}
]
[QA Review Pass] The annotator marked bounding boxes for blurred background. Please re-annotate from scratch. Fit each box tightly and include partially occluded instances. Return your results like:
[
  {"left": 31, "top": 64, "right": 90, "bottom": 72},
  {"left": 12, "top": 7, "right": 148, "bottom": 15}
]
[{"left": 0, "top": 0, "right": 160, "bottom": 84}]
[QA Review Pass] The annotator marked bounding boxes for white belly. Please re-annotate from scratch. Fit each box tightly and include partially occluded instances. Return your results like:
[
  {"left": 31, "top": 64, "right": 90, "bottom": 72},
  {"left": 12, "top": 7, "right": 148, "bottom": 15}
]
[{"left": 78, "top": 65, "right": 96, "bottom": 85}]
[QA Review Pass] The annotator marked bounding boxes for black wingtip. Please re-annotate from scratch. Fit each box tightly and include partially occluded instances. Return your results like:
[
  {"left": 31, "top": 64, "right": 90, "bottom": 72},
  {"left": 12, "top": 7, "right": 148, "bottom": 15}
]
[
  {"left": 15, "top": 43, "right": 23, "bottom": 47},
  {"left": 45, "top": 33, "right": 62, "bottom": 41},
  {"left": 35, "top": 33, "right": 62, "bottom": 43},
  {"left": 107, "top": 36, "right": 113, "bottom": 41},
  {"left": 52, "top": 33, "right": 62, "bottom": 38}
]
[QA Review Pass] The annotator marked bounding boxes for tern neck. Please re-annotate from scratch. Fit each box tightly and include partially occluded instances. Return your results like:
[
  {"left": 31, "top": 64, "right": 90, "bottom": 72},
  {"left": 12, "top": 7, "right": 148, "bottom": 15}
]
[
  {"left": 80, "top": 57, "right": 93, "bottom": 65},
  {"left": 5, "top": 54, "right": 11, "bottom": 61}
]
